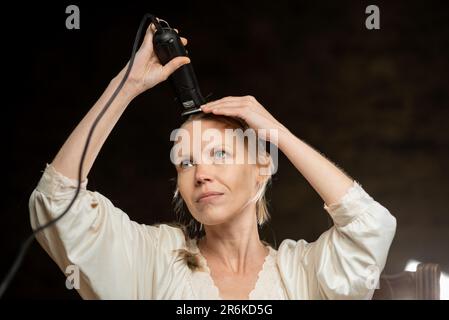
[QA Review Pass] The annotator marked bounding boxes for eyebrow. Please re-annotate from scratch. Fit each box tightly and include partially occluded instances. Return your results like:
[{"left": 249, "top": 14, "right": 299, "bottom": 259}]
[{"left": 178, "top": 143, "right": 234, "bottom": 158}]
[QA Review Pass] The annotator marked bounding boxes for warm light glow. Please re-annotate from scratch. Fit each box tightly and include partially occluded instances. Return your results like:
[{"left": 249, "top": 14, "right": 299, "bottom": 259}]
[
  {"left": 404, "top": 259, "right": 420, "bottom": 272},
  {"left": 405, "top": 259, "right": 448, "bottom": 300},
  {"left": 440, "top": 272, "right": 449, "bottom": 300}
]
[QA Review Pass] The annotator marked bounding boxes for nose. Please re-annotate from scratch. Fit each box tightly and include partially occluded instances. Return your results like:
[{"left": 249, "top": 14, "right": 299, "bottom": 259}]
[{"left": 194, "top": 164, "right": 214, "bottom": 186}]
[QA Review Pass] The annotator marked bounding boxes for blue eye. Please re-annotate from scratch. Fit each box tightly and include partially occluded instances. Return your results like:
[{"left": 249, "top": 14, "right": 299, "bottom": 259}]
[
  {"left": 214, "top": 149, "right": 228, "bottom": 161},
  {"left": 215, "top": 150, "right": 226, "bottom": 158},
  {"left": 179, "top": 159, "right": 194, "bottom": 169}
]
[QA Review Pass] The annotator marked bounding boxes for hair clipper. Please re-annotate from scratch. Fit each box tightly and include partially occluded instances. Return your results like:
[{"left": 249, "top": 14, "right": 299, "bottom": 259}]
[{"left": 151, "top": 17, "right": 207, "bottom": 116}]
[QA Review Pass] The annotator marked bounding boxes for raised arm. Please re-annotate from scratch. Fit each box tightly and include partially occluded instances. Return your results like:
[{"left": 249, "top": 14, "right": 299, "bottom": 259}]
[
  {"left": 51, "top": 23, "right": 190, "bottom": 181},
  {"left": 199, "top": 95, "right": 353, "bottom": 206},
  {"left": 29, "top": 23, "right": 191, "bottom": 299},
  {"left": 200, "top": 96, "right": 396, "bottom": 299},
  {"left": 275, "top": 131, "right": 354, "bottom": 206}
]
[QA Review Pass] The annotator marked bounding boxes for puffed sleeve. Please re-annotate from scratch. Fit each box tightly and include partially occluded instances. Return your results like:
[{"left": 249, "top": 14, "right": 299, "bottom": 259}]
[
  {"left": 277, "top": 180, "right": 397, "bottom": 300},
  {"left": 29, "top": 163, "right": 185, "bottom": 299}
]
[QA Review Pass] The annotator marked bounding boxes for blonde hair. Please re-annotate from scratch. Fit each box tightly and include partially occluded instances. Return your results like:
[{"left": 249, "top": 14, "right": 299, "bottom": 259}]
[{"left": 172, "top": 112, "right": 274, "bottom": 241}]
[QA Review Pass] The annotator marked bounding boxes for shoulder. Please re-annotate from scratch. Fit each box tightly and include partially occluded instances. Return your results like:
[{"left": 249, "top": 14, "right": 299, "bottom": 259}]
[
  {"left": 144, "top": 223, "right": 188, "bottom": 252},
  {"left": 275, "top": 238, "right": 310, "bottom": 266}
]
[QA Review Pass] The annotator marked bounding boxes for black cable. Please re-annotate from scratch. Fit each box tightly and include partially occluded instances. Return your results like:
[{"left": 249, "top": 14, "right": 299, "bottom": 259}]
[{"left": 0, "top": 13, "right": 158, "bottom": 298}]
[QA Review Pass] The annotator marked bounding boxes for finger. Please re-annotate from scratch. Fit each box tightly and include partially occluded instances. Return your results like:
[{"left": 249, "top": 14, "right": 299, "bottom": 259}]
[
  {"left": 202, "top": 104, "right": 244, "bottom": 116},
  {"left": 174, "top": 28, "right": 179, "bottom": 33},
  {"left": 148, "top": 17, "right": 160, "bottom": 34},
  {"left": 210, "top": 101, "right": 243, "bottom": 109},
  {"left": 181, "top": 37, "right": 188, "bottom": 45},
  {"left": 202, "top": 96, "right": 243, "bottom": 108},
  {"left": 142, "top": 22, "right": 157, "bottom": 50},
  {"left": 142, "top": 17, "right": 162, "bottom": 47},
  {"left": 161, "top": 56, "right": 191, "bottom": 80},
  {"left": 209, "top": 106, "right": 247, "bottom": 119},
  {"left": 202, "top": 100, "right": 243, "bottom": 111}
]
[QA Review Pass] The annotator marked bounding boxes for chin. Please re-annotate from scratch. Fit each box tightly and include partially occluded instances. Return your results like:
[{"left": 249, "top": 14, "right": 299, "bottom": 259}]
[{"left": 194, "top": 208, "right": 234, "bottom": 226}]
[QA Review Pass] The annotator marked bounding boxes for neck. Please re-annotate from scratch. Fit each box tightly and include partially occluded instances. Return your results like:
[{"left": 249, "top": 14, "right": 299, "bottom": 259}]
[{"left": 197, "top": 204, "right": 268, "bottom": 274}]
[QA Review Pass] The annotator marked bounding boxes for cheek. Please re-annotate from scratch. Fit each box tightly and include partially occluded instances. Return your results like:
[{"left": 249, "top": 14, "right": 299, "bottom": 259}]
[
  {"left": 177, "top": 174, "right": 192, "bottom": 202},
  {"left": 176, "top": 165, "right": 257, "bottom": 216},
  {"left": 225, "top": 165, "right": 257, "bottom": 200}
]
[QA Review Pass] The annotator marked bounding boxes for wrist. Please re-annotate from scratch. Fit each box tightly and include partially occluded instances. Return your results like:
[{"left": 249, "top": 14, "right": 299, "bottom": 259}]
[
  {"left": 276, "top": 125, "right": 295, "bottom": 151},
  {"left": 109, "top": 75, "right": 138, "bottom": 103}
]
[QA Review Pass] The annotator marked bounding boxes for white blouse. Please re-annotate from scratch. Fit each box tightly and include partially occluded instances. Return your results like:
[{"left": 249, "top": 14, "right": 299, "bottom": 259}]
[{"left": 29, "top": 163, "right": 396, "bottom": 300}]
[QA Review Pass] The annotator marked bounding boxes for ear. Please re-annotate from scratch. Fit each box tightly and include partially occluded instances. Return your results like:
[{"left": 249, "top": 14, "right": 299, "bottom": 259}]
[{"left": 255, "top": 153, "right": 272, "bottom": 184}]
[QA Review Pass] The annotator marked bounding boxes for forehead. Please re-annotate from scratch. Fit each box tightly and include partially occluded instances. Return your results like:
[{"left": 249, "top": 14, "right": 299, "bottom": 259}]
[
  {"left": 181, "top": 118, "right": 233, "bottom": 132},
  {"left": 174, "top": 118, "right": 247, "bottom": 150},
  {"left": 172, "top": 118, "right": 262, "bottom": 166},
  {"left": 183, "top": 119, "right": 240, "bottom": 140}
]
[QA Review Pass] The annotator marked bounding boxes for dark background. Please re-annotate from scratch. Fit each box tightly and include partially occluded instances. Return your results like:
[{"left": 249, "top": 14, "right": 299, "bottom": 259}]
[{"left": 1, "top": 0, "right": 448, "bottom": 298}]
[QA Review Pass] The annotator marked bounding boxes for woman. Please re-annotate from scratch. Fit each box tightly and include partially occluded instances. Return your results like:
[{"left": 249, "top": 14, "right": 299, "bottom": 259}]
[{"left": 29, "top": 23, "right": 396, "bottom": 299}]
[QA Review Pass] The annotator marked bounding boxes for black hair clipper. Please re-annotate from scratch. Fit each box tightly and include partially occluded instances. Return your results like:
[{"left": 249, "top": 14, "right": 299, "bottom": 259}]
[{"left": 151, "top": 16, "right": 207, "bottom": 116}]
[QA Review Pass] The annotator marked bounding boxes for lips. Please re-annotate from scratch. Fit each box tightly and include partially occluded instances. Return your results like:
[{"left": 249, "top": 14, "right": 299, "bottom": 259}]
[{"left": 196, "top": 191, "right": 224, "bottom": 202}]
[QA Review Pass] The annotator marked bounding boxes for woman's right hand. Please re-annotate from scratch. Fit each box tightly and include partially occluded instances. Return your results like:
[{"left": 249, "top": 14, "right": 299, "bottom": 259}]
[{"left": 115, "top": 20, "right": 191, "bottom": 100}]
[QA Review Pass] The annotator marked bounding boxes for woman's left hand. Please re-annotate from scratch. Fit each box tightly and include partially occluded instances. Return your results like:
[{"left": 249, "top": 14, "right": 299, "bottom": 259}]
[{"left": 200, "top": 96, "right": 289, "bottom": 143}]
